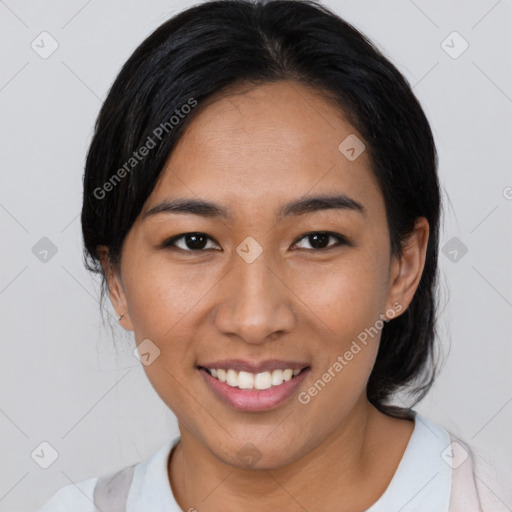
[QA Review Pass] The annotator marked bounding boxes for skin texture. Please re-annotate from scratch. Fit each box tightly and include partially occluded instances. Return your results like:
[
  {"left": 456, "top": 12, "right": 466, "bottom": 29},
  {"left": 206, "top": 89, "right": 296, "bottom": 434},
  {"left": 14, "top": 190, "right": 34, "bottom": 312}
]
[{"left": 98, "top": 80, "right": 429, "bottom": 511}]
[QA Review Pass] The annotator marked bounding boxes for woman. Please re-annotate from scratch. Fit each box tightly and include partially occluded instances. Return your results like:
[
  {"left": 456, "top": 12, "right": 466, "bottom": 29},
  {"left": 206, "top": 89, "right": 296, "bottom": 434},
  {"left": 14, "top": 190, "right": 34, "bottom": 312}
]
[{"left": 38, "top": 0, "right": 505, "bottom": 510}]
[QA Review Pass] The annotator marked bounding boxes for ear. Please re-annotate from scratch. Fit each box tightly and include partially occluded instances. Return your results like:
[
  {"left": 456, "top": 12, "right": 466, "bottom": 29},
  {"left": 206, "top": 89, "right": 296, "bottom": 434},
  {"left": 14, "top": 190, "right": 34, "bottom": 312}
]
[
  {"left": 385, "top": 217, "right": 429, "bottom": 317},
  {"left": 97, "top": 246, "right": 134, "bottom": 331}
]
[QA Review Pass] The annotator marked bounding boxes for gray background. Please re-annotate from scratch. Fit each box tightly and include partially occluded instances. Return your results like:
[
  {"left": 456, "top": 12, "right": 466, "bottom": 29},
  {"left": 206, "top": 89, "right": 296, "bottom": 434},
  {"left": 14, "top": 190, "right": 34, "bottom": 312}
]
[{"left": 1, "top": 0, "right": 511, "bottom": 510}]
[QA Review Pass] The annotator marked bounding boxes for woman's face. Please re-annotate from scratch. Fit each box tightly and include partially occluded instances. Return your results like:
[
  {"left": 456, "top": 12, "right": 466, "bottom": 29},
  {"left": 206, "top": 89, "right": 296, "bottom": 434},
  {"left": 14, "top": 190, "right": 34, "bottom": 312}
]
[{"left": 102, "top": 80, "right": 424, "bottom": 469}]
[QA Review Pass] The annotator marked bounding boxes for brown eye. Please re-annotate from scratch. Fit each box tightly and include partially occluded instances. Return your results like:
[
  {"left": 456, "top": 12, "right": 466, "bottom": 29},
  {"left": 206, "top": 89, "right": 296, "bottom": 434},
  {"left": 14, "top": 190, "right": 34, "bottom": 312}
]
[
  {"left": 292, "top": 231, "right": 350, "bottom": 251},
  {"left": 163, "top": 232, "right": 221, "bottom": 251}
]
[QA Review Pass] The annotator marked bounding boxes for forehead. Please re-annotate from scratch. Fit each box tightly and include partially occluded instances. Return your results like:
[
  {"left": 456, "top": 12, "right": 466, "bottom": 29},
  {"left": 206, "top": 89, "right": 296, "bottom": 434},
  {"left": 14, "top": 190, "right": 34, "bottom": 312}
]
[{"left": 144, "top": 81, "right": 383, "bottom": 220}]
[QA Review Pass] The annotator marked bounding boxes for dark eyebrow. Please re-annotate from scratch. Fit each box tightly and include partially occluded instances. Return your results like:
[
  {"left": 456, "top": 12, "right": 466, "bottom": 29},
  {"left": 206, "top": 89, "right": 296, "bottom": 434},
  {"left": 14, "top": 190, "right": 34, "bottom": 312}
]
[
  {"left": 142, "top": 194, "right": 365, "bottom": 221},
  {"left": 143, "top": 198, "right": 230, "bottom": 220},
  {"left": 276, "top": 194, "right": 365, "bottom": 220}
]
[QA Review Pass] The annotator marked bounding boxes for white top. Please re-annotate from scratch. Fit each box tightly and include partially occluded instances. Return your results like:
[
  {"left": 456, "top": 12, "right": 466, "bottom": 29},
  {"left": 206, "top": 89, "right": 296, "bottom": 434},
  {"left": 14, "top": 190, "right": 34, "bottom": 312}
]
[{"left": 36, "top": 411, "right": 506, "bottom": 512}]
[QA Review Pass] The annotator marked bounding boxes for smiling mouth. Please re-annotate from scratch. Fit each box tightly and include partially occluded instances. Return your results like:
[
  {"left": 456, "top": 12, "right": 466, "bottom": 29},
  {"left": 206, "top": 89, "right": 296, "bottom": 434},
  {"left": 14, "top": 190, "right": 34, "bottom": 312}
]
[{"left": 197, "top": 366, "right": 310, "bottom": 390}]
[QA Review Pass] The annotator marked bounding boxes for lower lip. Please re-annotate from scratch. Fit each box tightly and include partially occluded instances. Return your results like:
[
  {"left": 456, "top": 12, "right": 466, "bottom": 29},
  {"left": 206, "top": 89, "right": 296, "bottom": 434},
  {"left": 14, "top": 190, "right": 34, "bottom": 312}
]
[{"left": 198, "top": 367, "right": 311, "bottom": 412}]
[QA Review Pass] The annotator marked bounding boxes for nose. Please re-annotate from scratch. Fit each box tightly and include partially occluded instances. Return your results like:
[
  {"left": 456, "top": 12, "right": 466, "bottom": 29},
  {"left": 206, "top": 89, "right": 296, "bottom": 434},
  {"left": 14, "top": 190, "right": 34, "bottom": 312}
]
[{"left": 213, "top": 248, "right": 296, "bottom": 345}]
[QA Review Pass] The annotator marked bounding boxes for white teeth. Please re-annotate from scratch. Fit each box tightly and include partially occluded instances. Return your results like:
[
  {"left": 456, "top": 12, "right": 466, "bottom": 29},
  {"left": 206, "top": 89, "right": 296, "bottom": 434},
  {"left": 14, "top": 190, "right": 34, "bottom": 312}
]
[
  {"left": 271, "top": 369, "right": 283, "bottom": 386},
  {"left": 226, "top": 369, "right": 238, "bottom": 387},
  {"left": 254, "top": 372, "right": 272, "bottom": 390},
  {"left": 238, "top": 371, "right": 254, "bottom": 389},
  {"left": 283, "top": 369, "right": 293, "bottom": 381},
  {"left": 205, "top": 367, "right": 304, "bottom": 389}
]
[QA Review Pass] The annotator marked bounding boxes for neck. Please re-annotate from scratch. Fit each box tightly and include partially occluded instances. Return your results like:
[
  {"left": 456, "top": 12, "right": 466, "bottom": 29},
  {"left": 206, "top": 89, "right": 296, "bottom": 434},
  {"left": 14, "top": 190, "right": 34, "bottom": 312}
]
[{"left": 167, "top": 397, "right": 405, "bottom": 511}]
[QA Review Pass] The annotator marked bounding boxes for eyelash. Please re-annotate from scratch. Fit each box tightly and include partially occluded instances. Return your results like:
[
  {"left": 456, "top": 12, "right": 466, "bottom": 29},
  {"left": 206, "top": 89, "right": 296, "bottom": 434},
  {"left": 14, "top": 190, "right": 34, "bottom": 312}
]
[{"left": 162, "top": 231, "right": 351, "bottom": 253}]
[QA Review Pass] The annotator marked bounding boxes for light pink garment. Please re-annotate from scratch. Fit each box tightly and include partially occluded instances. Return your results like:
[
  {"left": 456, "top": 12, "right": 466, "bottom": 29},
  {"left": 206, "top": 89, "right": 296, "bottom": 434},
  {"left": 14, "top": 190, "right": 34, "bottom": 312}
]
[{"left": 449, "top": 433, "right": 511, "bottom": 512}]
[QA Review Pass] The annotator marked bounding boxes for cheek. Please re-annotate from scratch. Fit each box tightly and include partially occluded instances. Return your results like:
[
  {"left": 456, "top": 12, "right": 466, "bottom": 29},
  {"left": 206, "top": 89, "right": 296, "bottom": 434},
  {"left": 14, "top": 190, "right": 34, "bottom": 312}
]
[
  {"left": 287, "top": 251, "right": 389, "bottom": 400},
  {"left": 124, "top": 264, "right": 206, "bottom": 419},
  {"left": 123, "top": 255, "right": 218, "bottom": 340},
  {"left": 121, "top": 254, "right": 234, "bottom": 407},
  {"left": 292, "top": 262, "right": 387, "bottom": 434},
  {"left": 290, "top": 251, "right": 391, "bottom": 341}
]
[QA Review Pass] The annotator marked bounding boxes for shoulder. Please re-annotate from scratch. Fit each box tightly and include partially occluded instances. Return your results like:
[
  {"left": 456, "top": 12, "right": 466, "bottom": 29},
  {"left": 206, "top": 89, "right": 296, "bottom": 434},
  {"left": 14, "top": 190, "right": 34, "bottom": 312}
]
[
  {"left": 36, "top": 437, "right": 181, "bottom": 512},
  {"left": 36, "top": 462, "right": 137, "bottom": 512},
  {"left": 36, "top": 476, "right": 98, "bottom": 512},
  {"left": 469, "top": 441, "right": 512, "bottom": 512},
  {"left": 444, "top": 428, "right": 512, "bottom": 512}
]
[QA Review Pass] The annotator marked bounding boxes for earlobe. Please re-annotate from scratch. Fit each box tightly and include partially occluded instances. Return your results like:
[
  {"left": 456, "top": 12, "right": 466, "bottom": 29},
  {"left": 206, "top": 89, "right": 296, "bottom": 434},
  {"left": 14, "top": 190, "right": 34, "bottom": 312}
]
[
  {"left": 97, "top": 246, "right": 134, "bottom": 330},
  {"left": 386, "top": 217, "right": 429, "bottom": 316}
]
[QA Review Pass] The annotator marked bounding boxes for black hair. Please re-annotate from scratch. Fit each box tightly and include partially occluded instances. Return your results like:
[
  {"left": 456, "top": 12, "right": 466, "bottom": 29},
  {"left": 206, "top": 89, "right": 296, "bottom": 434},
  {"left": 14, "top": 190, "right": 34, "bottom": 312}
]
[{"left": 81, "top": 0, "right": 442, "bottom": 419}]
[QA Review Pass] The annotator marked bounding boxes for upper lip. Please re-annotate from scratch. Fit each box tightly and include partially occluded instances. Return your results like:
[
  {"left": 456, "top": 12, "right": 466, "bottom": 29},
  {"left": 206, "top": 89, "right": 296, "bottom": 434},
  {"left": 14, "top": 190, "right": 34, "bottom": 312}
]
[{"left": 198, "top": 359, "right": 310, "bottom": 373}]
